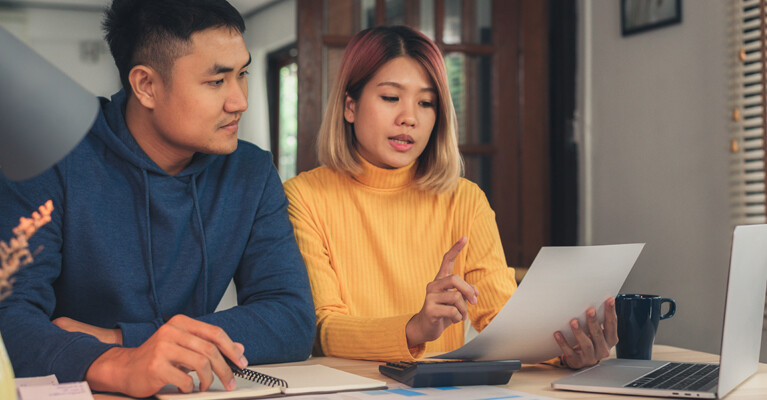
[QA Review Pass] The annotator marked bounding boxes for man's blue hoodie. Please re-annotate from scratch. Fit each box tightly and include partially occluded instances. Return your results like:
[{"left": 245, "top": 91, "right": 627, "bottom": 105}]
[{"left": 0, "top": 90, "right": 315, "bottom": 382}]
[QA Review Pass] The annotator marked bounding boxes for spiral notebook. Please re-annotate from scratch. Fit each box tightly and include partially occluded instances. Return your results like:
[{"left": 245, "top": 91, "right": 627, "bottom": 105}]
[{"left": 155, "top": 364, "right": 387, "bottom": 399}]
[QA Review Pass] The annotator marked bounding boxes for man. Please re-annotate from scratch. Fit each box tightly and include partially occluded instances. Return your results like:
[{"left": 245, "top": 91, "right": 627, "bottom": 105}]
[{"left": 0, "top": 0, "right": 315, "bottom": 397}]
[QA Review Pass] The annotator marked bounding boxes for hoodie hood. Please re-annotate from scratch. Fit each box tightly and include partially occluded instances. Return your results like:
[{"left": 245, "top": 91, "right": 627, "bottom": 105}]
[{"left": 92, "top": 89, "right": 217, "bottom": 177}]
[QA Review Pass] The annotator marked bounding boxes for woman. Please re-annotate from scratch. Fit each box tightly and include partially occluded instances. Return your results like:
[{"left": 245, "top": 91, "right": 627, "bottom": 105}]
[{"left": 284, "top": 25, "right": 616, "bottom": 368}]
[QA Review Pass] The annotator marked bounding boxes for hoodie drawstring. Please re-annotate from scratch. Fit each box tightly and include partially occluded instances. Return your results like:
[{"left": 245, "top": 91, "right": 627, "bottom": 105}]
[
  {"left": 142, "top": 169, "right": 163, "bottom": 320},
  {"left": 190, "top": 177, "right": 209, "bottom": 314}
]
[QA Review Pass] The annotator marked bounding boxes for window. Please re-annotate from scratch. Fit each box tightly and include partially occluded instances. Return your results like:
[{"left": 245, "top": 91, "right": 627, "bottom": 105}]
[
  {"left": 267, "top": 45, "right": 298, "bottom": 181},
  {"left": 730, "top": 0, "right": 766, "bottom": 226},
  {"left": 729, "top": 0, "right": 767, "bottom": 354}
]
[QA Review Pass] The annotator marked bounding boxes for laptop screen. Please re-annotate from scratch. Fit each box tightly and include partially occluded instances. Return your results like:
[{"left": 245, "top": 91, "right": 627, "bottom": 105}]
[{"left": 717, "top": 224, "right": 767, "bottom": 397}]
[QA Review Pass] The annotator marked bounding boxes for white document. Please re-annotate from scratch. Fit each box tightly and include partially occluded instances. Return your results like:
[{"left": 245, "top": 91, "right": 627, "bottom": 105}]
[
  {"left": 251, "top": 364, "right": 386, "bottom": 394},
  {"left": 15, "top": 374, "right": 58, "bottom": 387},
  {"left": 17, "top": 381, "right": 93, "bottom": 400},
  {"left": 433, "top": 244, "right": 644, "bottom": 363}
]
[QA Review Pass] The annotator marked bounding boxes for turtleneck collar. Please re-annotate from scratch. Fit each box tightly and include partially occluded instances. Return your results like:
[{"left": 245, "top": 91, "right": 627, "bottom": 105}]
[{"left": 352, "top": 155, "right": 417, "bottom": 190}]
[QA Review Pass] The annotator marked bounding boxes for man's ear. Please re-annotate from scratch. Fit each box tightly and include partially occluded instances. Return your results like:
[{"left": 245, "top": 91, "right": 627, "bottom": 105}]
[
  {"left": 343, "top": 94, "right": 356, "bottom": 124},
  {"left": 128, "top": 65, "right": 159, "bottom": 109}
]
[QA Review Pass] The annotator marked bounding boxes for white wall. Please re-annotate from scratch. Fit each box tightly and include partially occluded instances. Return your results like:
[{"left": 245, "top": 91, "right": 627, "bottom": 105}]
[
  {"left": 577, "top": 0, "right": 731, "bottom": 355},
  {"left": 0, "top": 7, "right": 120, "bottom": 96}
]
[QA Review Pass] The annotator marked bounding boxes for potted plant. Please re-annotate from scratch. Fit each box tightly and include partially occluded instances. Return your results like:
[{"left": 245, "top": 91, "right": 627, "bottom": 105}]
[{"left": 0, "top": 200, "right": 53, "bottom": 400}]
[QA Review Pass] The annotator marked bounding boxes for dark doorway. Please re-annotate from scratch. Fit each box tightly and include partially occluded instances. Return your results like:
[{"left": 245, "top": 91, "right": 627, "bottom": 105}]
[{"left": 549, "top": 0, "right": 578, "bottom": 246}]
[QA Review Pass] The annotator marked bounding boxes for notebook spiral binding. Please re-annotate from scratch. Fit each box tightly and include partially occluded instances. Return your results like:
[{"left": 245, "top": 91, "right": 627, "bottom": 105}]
[{"left": 233, "top": 368, "right": 289, "bottom": 388}]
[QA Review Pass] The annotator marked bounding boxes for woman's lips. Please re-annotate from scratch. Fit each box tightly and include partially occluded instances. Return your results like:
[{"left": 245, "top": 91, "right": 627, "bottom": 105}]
[{"left": 389, "top": 135, "right": 414, "bottom": 151}]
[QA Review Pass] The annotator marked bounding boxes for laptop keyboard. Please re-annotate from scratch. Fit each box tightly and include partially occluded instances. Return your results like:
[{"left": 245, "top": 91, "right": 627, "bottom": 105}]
[{"left": 624, "top": 362, "right": 719, "bottom": 392}]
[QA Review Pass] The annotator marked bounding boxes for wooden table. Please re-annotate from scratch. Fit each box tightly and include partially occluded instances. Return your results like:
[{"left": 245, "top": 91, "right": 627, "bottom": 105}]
[{"left": 94, "top": 345, "right": 767, "bottom": 399}]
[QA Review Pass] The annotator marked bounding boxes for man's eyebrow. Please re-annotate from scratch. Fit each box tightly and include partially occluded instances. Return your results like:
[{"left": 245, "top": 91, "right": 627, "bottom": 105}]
[
  {"left": 208, "top": 53, "right": 252, "bottom": 75},
  {"left": 377, "top": 81, "right": 436, "bottom": 93}
]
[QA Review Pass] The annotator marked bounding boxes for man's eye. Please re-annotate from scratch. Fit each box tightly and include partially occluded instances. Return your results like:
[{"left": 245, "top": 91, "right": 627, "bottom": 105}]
[
  {"left": 239, "top": 70, "right": 249, "bottom": 78},
  {"left": 381, "top": 96, "right": 398, "bottom": 102},
  {"left": 210, "top": 79, "right": 224, "bottom": 87}
]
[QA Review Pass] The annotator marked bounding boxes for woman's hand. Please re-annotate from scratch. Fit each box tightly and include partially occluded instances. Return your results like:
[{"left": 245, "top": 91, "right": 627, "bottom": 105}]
[
  {"left": 553, "top": 297, "right": 619, "bottom": 369},
  {"left": 406, "top": 237, "right": 479, "bottom": 348}
]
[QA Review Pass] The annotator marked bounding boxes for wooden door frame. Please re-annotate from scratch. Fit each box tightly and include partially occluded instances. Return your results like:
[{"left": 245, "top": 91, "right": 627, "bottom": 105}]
[
  {"left": 511, "top": 0, "right": 550, "bottom": 268},
  {"left": 296, "top": 0, "right": 323, "bottom": 173}
]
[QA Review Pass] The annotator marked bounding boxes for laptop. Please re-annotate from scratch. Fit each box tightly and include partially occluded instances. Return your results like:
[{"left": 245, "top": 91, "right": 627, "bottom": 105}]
[{"left": 552, "top": 224, "right": 767, "bottom": 399}]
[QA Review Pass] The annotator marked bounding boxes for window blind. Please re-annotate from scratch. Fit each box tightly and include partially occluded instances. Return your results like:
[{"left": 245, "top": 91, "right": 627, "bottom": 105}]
[{"left": 730, "top": 0, "right": 767, "bottom": 331}]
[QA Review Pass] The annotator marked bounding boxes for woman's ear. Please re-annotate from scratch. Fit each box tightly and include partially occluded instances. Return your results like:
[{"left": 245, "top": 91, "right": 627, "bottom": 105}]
[
  {"left": 344, "top": 94, "right": 356, "bottom": 124},
  {"left": 128, "top": 65, "right": 158, "bottom": 109}
]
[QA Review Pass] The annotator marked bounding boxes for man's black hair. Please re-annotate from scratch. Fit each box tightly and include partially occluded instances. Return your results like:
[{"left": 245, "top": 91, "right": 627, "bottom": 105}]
[{"left": 102, "top": 0, "right": 246, "bottom": 94}]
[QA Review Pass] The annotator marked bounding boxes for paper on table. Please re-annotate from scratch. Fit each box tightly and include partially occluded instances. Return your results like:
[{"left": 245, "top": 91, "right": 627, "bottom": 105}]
[
  {"left": 15, "top": 374, "right": 58, "bottom": 387},
  {"left": 17, "top": 381, "right": 93, "bottom": 400},
  {"left": 433, "top": 243, "right": 644, "bottom": 363},
  {"left": 251, "top": 364, "right": 386, "bottom": 394}
]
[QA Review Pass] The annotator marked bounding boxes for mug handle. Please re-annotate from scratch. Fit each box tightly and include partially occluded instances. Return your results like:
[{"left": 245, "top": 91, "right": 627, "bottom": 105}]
[{"left": 660, "top": 298, "right": 676, "bottom": 320}]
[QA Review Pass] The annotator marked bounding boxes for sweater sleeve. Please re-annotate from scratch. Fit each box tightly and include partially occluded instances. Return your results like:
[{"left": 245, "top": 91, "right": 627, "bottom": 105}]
[
  {"left": 460, "top": 184, "right": 518, "bottom": 333},
  {"left": 284, "top": 179, "right": 424, "bottom": 362},
  {"left": 0, "top": 169, "right": 118, "bottom": 382},
  {"left": 197, "top": 161, "right": 316, "bottom": 364},
  {"left": 115, "top": 320, "right": 163, "bottom": 348}
]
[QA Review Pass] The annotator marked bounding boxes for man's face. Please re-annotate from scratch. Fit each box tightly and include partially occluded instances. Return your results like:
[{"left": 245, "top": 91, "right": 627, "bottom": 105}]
[{"left": 151, "top": 26, "right": 250, "bottom": 157}]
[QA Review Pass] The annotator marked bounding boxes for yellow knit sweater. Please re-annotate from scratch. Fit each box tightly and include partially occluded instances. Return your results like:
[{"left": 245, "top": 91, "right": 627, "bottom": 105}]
[{"left": 284, "top": 158, "right": 517, "bottom": 361}]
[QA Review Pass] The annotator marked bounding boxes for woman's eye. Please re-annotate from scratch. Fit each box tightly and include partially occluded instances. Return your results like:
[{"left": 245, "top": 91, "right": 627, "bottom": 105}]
[
  {"left": 420, "top": 101, "right": 434, "bottom": 107},
  {"left": 381, "top": 96, "right": 398, "bottom": 102}
]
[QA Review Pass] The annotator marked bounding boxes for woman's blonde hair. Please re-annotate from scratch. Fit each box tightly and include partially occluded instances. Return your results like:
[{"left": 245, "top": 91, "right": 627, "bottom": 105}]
[{"left": 317, "top": 25, "right": 462, "bottom": 193}]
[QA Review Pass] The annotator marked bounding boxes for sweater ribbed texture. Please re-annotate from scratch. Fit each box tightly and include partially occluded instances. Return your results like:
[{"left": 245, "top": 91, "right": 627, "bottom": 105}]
[{"left": 284, "top": 157, "right": 517, "bottom": 361}]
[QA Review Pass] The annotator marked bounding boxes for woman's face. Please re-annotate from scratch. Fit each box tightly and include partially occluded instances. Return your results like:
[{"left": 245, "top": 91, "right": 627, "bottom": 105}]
[{"left": 344, "top": 56, "right": 437, "bottom": 169}]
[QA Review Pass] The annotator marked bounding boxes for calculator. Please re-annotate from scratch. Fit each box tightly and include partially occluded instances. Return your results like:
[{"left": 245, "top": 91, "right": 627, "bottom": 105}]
[{"left": 378, "top": 359, "right": 522, "bottom": 387}]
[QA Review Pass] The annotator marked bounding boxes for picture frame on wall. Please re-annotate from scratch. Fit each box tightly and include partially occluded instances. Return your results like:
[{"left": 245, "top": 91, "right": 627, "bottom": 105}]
[{"left": 621, "top": 0, "right": 682, "bottom": 36}]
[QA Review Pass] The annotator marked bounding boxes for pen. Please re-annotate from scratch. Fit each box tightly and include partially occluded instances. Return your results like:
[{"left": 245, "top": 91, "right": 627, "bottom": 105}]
[{"left": 223, "top": 354, "right": 245, "bottom": 375}]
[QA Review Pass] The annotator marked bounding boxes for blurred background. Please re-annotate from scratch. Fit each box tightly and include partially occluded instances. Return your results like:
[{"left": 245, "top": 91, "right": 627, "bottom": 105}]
[{"left": 1, "top": 0, "right": 762, "bottom": 362}]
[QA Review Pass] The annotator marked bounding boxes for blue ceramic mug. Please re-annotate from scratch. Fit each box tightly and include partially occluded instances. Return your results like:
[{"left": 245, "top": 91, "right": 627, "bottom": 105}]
[{"left": 615, "top": 294, "right": 676, "bottom": 360}]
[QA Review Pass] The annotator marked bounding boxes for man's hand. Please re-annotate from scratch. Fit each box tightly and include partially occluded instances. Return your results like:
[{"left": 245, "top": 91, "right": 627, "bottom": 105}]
[
  {"left": 52, "top": 317, "right": 123, "bottom": 345},
  {"left": 85, "top": 315, "right": 248, "bottom": 398},
  {"left": 553, "top": 297, "right": 619, "bottom": 369},
  {"left": 406, "top": 237, "right": 479, "bottom": 348}
]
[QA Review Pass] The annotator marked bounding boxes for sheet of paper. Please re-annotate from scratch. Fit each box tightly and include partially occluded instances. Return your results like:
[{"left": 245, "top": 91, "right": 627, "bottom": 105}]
[
  {"left": 15, "top": 374, "right": 58, "bottom": 387},
  {"left": 285, "top": 386, "right": 560, "bottom": 400},
  {"left": 251, "top": 364, "right": 386, "bottom": 394},
  {"left": 434, "top": 244, "right": 644, "bottom": 363},
  {"left": 17, "top": 381, "right": 93, "bottom": 400}
]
